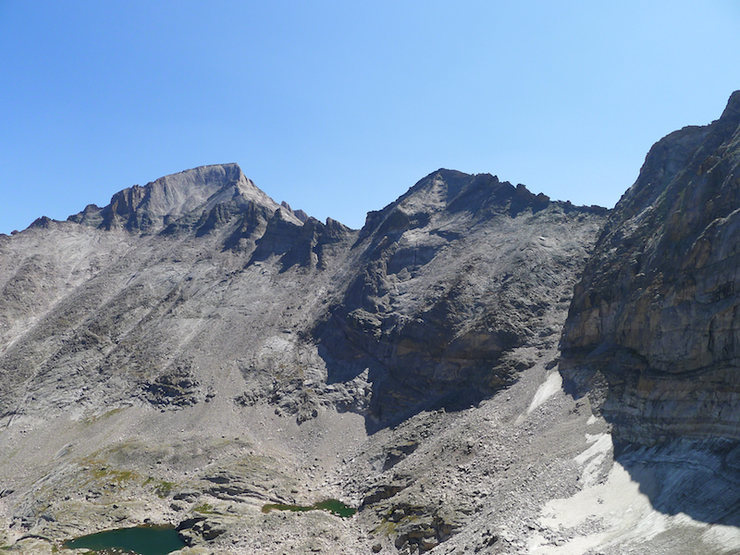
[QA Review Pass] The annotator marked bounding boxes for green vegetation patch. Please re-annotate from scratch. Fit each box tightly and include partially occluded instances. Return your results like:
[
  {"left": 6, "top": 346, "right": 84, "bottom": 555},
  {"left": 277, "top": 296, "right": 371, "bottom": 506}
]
[
  {"left": 90, "top": 467, "right": 137, "bottom": 484},
  {"left": 82, "top": 406, "right": 127, "bottom": 425},
  {"left": 192, "top": 502, "right": 217, "bottom": 514},
  {"left": 80, "top": 455, "right": 140, "bottom": 487},
  {"left": 261, "top": 498, "right": 356, "bottom": 518},
  {"left": 154, "top": 481, "right": 176, "bottom": 498}
]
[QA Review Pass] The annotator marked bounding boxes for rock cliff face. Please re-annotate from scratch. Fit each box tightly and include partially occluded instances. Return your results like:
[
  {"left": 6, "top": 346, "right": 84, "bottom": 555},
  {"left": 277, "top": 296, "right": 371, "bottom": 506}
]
[
  {"left": 316, "top": 169, "right": 606, "bottom": 429},
  {"left": 560, "top": 91, "right": 740, "bottom": 447}
]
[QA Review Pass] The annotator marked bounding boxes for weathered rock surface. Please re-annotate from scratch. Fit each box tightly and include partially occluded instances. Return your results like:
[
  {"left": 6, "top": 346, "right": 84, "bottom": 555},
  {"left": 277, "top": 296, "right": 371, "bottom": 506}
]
[
  {"left": 0, "top": 100, "right": 738, "bottom": 555},
  {"left": 0, "top": 161, "right": 616, "bottom": 553},
  {"left": 560, "top": 91, "right": 740, "bottom": 448},
  {"left": 68, "top": 163, "right": 284, "bottom": 233},
  {"left": 316, "top": 169, "right": 606, "bottom": 430}
]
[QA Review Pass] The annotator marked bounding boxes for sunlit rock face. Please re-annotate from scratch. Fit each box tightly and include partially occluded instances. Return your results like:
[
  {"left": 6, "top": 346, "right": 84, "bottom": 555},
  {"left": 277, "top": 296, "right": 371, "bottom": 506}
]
[{"left": 560, "top": 91, "right": 740, "bottom": 447}]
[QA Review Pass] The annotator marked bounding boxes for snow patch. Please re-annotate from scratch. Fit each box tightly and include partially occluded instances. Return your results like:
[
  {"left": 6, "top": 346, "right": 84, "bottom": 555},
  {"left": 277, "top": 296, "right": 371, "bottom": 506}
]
[
  {"left": 574, "top": 433, "right": 613, "bottom": 486},
  {"left": 533, "top": 457, "right": 740, "bottom": 553},
  {"left": 702, "top": 524, "right": 740, "bottom": 550},
  {"left": 535, "top": 463, "right": 667, "bottom": 553},
  {"left": 526, "top": 371, "right": 562, "bottom": 414},
  {"left": 575, "top": 433, "right": 612, "bottom": 464}
]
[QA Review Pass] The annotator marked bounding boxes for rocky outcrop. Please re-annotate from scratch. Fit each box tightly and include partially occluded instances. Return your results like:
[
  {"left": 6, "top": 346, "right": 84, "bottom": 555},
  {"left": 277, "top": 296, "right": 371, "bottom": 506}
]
[
  {"left": 560, "top": 91, "right": 740, "bottom": 447},
  {"left": 68, "top": 163, "right": 281, "bottom": 233},
  {"left": 316, "top": 169, "right": 607, "bottom": 429},
  {"left": 249, "top": 210, "right": 351, "bottom": 270}
]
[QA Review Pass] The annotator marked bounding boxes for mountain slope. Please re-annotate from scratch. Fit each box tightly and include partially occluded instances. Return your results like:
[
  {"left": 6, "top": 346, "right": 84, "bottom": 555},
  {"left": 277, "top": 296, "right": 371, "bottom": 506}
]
[
  {"left": 560, "top": 91, "right": 740, "bottom": 447},
  {"left": 316, "top": 169, "right": 606, "bottom": 429},
  {"left": 0, "top": 163, "right": 613, "bottom": 553},
  {"left": 0, "top": 90, "right": 738, "bottom": 554}
]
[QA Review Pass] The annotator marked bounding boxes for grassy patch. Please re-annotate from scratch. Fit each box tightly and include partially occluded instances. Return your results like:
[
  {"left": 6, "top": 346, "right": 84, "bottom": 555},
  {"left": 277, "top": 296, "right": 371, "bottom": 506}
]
[
  {"left": 193, "top": 503, "right": 217, "bottom": 514},
  {"left": 90, "top": 467, "right": 137, "bottom": 484},
  {"left": 79, "top": 456, "right": 139, "bottom": 487},
  {"left": 374, "top": 520, "right": 398, "bottom": 535},
  {"left": 154, "top": 481, "right": 176, "bottom": 498},
  {"left": 82, "top": 406, "right": 127, "bottom": 425}
]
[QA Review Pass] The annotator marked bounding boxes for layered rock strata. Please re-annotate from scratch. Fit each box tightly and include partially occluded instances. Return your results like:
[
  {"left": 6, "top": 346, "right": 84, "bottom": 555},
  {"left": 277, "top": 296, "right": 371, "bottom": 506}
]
[{"left": 560, "top": 91, "right": 740, "bottom": 447}]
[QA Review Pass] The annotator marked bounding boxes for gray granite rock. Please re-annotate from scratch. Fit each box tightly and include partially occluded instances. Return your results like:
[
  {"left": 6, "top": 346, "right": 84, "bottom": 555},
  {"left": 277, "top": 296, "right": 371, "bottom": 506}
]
[{"left": 560, "top": 91, "right": 740, "bottom": 448}]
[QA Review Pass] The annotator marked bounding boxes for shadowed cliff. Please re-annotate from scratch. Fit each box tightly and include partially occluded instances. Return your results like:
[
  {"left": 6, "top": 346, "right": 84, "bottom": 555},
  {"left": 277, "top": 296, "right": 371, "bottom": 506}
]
[
  {"left": 314, "top": 169, "right": 606, "bottom": 431},
  {"left": 560, "top": 91, "right": 740, "bottom": 526}
]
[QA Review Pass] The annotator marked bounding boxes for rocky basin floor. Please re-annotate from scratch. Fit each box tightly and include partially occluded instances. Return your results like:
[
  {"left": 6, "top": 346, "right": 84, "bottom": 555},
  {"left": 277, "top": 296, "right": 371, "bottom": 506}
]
[{"left": 1, "top": 345, "right": 737, "bottom": 554}]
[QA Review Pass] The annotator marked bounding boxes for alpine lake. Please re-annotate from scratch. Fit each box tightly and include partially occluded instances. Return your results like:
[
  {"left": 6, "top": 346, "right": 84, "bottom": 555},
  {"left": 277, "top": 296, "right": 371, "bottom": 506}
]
[
  {"left": 61, "top": 499, "right": 355, "bottom": 553},
  {"left": 261, "top": 498, "right": 357, "bottom": 518},
  {"left": 63, "top": 525, "right": 185, "bottom": 554}
]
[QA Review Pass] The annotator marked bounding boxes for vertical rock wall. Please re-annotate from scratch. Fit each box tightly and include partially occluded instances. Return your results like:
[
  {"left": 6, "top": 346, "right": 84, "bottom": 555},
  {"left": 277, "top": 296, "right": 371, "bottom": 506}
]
[{"left": 560, "top": 92, "right": 740, "bottom": 446}]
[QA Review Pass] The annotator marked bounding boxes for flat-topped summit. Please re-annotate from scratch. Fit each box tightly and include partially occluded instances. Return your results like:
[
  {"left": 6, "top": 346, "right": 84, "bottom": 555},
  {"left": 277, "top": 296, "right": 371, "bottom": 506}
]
[{"left": 67, "top": 163, "right": 297, "bottom": 232}]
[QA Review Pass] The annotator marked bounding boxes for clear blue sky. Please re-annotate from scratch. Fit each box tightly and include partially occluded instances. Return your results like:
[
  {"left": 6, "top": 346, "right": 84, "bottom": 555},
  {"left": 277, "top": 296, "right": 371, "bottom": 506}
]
[{"left": 1, "top": 1, "right": 738, "bottom": 233}]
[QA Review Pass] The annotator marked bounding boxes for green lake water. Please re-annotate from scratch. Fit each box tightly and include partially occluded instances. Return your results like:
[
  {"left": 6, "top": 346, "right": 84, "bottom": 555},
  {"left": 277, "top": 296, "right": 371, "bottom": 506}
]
[
  {"left": 63, "top": 525, "right": 185, "bottom": 554},
  {"left": 261, "top": 498, "right": 357, "bottom": 518}
]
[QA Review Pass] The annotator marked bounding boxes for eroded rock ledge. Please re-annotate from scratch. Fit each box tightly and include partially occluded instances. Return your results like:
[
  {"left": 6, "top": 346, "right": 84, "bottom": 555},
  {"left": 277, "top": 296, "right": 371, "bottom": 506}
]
[{"left": 560, "top": 91, "right": 740, "bottom": 447}]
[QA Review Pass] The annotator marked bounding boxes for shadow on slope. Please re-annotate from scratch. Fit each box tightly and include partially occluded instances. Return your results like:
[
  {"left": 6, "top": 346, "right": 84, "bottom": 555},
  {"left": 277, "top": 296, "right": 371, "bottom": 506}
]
[
  {"left": 316, "top": 332, "right": 506, "bottom": 434},
  {"left": 615, "top": 439, "right": 740, "bottom": 528},
  {"left": 559, "top": 90, "right": 740, "bottom": 528},
  {"left": 312, "top": 168, "right": 607, "bottom": 433}
]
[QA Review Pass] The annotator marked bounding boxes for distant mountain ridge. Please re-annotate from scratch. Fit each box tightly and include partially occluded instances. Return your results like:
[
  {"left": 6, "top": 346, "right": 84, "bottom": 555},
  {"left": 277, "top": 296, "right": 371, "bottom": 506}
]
[
  {"left": 1, "top": 163, "right": 607, "bottom": 428},
  {"left": 65, "top": 163, "right": 303, "bottom": 232}
]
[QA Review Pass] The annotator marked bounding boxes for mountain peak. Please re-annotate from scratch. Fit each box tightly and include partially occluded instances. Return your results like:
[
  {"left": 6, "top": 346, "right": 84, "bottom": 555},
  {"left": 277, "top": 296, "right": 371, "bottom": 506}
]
[
  {"left": 68, "top": 163, "right": 281, "bottom": 232},
  {"left": 720, "top": 89, "right": 740, "bottom": 121}
]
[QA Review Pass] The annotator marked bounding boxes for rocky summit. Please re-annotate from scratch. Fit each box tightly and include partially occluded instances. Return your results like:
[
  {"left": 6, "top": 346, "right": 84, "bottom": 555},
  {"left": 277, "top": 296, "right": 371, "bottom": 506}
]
[{"left": 0, "top": 93, "right": 738, "bottom": 554}]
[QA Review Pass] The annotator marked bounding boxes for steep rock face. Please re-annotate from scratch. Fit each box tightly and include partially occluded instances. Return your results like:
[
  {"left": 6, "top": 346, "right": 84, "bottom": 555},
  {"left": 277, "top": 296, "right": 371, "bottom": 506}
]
[
  {"left": 0, "top": 165, "right": 353, "bottom": 422},
  {"left": 316, "top": 169, "right": 607, "bottom": 429},
  {"left": 68, "top": 163, "right": 284, "bottom": 232},
  {"left": 560, "top": 91, "right": 740, "bottom": 446}
]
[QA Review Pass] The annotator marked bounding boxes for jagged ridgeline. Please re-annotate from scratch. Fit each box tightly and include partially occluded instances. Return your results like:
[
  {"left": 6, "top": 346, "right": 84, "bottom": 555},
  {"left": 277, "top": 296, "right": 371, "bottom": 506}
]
[{"left": 0, "top": 164, "right": 606, "bottom": 430}]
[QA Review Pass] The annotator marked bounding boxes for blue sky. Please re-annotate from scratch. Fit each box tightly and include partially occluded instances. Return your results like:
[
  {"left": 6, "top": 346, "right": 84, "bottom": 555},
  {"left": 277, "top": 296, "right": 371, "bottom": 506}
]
[{"left": 1, "top": 1, "right": 738, "bottom": 233}]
